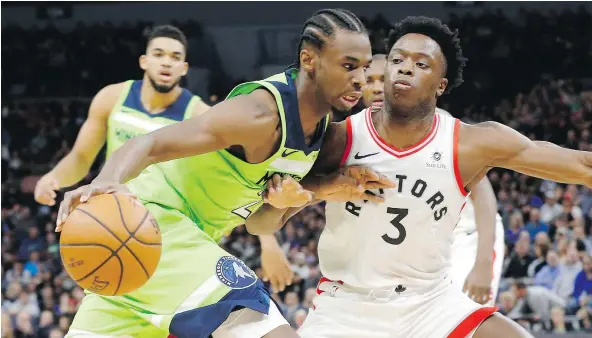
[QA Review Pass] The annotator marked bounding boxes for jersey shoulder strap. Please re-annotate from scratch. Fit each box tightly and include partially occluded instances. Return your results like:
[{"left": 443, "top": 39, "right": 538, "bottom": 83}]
[
  {"left": 110, "top": 80, "right": 135, "bottom": 114},
  {"left": 183, "top": 95, "right": 203, "bottom": 119}
]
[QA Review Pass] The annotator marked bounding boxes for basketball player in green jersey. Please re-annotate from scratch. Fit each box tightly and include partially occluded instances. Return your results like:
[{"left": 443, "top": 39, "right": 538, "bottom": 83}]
[
  {"left": 34, "top": 25, "right": 207, "bottom": 202},
  {"left": 56, "top": 9, "right": 393, "bottom": 338},
  {"left": 34, "top": 25, "right": 293, "bottom": 295}
]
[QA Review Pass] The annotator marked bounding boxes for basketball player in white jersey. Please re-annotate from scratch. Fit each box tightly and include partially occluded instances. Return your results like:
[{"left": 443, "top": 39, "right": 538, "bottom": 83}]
[
  {"left": 247, "top": 16, "right": 592, "bottom": 337},
  {"left": 362, "top": 52, "right": 504, "bottom": 306},
  {"left": 449, "top": 173, "right": 505, "bottom": 306}
]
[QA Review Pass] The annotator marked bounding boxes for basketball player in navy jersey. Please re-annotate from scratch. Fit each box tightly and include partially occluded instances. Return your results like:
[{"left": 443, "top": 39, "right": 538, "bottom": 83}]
[{"left": 248, "top": 16, "right": 591, "bottom": 337}]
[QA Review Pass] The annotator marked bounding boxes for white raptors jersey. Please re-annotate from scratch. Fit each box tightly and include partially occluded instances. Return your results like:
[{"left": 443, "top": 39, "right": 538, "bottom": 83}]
[{"left": 319, "top": 109, "right": 470, "bottom": 289}]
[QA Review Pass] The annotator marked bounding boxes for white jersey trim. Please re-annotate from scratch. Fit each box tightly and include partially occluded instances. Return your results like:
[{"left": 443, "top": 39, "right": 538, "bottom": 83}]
[{"left": 364, "top": 108, "right": 441, "bottom": 158}]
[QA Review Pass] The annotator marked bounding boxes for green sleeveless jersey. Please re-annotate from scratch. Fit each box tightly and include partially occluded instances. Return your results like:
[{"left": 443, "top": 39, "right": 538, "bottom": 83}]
[
  {"left": 106, "top": 80, "right": 201, "bottom": 156},
  {"left": 127, "top": 69, "right": 330, "bottom": 242}
]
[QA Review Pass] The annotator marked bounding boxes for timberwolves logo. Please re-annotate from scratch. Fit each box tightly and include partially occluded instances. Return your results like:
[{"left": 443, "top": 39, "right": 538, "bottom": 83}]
[{"left": 215, "top": 256, "right": 257, "bottom": 289}]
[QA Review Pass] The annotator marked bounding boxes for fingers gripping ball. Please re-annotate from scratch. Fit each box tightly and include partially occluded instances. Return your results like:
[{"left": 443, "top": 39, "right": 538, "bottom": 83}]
[{"left": 59, "top": 194, "right": 162, "bottom": 296}]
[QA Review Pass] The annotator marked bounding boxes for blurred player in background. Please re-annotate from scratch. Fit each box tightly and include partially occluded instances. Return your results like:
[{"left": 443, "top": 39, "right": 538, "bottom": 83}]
[
  {"left": 361, "top": 53, "right": 387, "bottom": 109},
  {"left": 33, "top": 24, "right": 293, "bottom": 296},
  {"left": 34, "top": 25, "right": 208, "bottom": 203}
]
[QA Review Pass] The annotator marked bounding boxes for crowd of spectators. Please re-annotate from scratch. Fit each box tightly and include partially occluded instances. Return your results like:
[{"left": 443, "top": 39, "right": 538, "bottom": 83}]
[{"left": 2, "top": 6, "right": 592, "bottom": 337}]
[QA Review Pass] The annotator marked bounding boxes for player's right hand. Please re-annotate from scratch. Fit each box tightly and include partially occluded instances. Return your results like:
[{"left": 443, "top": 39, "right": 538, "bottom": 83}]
[
  {"left": 56, "top": 181, "right": 136, "bottom": 232},
  {"left": 34, "top": 174, "right": 61, "bottom": 206},
  {"left": 262, "top": 175, "right": 314, "bottom": 209},
  {"left": 317, "top": 165, "right": 396, "bottom": 203}
]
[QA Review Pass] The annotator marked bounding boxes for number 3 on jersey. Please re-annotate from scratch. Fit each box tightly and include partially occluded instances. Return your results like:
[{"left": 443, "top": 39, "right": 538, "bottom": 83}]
[
  {"left": 231, "top": 200, "right": 261, "bottom": 219},
  {"left": 383, "top": 207, "right": 408, "bottom": 245}
]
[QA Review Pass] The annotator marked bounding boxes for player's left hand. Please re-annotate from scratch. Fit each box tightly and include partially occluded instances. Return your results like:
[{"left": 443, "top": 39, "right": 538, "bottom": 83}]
[
  {"left": 260, "top": 243, "right": 294, "bottom": 293},
  {"left": 463, "top": 260, "right": 493, "bottom": 305},
  {"left": 262, "top": 175, "right": 315, "bottom": 209}
]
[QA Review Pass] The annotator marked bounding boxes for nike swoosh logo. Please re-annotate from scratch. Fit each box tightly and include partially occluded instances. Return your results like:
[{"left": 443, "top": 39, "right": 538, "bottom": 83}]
[
  {"left": 282, "top": 149, "right": 298, "bottom": 157},
  {"left": 466, "top": 230, "right": 476, "bottom": 236},
  {"left": 354, "top": 152, "right": 379, "bottom": 160}
]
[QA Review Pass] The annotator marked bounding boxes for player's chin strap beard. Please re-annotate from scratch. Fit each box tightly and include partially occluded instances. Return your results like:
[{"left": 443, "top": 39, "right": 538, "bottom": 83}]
[{"left": 148, "top": 76, "right": 179, "bottom": 94}]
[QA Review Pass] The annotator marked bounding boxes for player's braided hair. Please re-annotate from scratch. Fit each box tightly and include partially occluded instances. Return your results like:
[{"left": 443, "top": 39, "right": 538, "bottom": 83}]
[
  {"left": 293, "top": 9, "right": 367, "bottom": 68},
  {"left": 385, "top": 16, "right": 467, "bottom": 93},
  {"left": 146, "top": 25, "right": 188, "bottom": 52}
]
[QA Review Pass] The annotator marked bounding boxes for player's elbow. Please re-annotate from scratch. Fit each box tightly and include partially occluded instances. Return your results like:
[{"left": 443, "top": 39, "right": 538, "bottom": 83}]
[
  {"left": 245, "top": 213, "right": 285, "bottom": 236},
  {"left": 244, "top": 219, "right": 281, "bottom": 236}
]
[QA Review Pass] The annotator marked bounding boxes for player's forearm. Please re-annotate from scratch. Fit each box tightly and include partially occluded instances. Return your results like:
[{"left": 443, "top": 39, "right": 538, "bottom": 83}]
[
  {"left": 499, "top": 142, "right": 592, "bottom": 186},
  {"left": 470, "top": 177, "right": 497, "bottom": 263},
  {"left": 521, "top": 148, "right": 591, "bottom": 186},
  {"left": 245, "top": 204, "right": 291, "bottom": 235},
  {"left": 49, "top": 152, "right": 95, "bottom": 188},
  {"left": 246, "top": 193, "right": 322, "bottom": 235},
  {"left": 245, "top": 203, "right": 315, "bottom": 235},
  {"left": 258, "top": 234, "right": 281, "bottom": 251},
  {"left": 94, "top": 135, "right": 155, "bottom": 184}
]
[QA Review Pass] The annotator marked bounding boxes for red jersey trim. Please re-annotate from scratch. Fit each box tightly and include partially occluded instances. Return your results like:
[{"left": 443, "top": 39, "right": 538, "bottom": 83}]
[
  {"left": 453, "top": 119, "right": 469, "bottom": 196},
  {"left": 340, "top": 117, "right": 353, "bottom": 166},
  {"left": 365, "top": 108, "right": 440, "bottom": 158},
  {"left": 447, "top": 306, "right": 497, "bottom": 338}
]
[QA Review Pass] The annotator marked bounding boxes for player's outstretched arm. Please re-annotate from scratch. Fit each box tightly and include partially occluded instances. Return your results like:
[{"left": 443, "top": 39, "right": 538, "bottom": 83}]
[
  {"left": 94, "top": 89, "right": 279, "bottom": 184},
  {"left": 34, "top": 83, "right": 120, "bottom": 206},
  {"left": 465, "top": 122, "right": 592, "bottom": 187},
  {"left": 56, "top": 89, "right": 279, "bottom": 227}
]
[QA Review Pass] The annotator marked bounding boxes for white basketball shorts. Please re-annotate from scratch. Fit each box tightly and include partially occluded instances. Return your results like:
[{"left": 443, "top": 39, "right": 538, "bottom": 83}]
[{"left": 298, "top": 277, "right": 497, "bottom": 338}]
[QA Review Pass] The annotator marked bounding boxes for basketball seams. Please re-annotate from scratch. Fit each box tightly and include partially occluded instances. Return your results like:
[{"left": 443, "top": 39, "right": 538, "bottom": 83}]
[
  {"left": 112, "top": 254, "right": 124, "bottom": 296},
  {"left": 112, "top": 194, "right": 151, "bottom": 279},
  {"left": 75, "top": 203, "right": 151, "bottom": 280},
  {"left": 75, "top": 208, "right": 125, "bottom": 244},
  {"left": 60, "top": 243, "right": 115, "bottom": 250},
  {"left": 129, "top": 238, "right": 161, "bottom": 247},
  {"left": 130, "top": 210, "right": 161, "bottom": 246},
  {"left": 62, "top": 243, "right": 116, "bottom": 283},
  {"left": 62, "top": 196, "right": 161, "bottom": 295},
  {"left": 133, "top": 209, "right": 150, "bottom": 233},
  {"left": 113, "top": 194, "right": 131, "bottom": 233}
]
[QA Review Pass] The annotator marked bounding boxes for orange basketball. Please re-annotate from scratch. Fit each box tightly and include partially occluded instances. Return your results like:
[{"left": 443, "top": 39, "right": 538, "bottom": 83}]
[{"left": 59, "top": 193, "right": 162, "bottom": 296}]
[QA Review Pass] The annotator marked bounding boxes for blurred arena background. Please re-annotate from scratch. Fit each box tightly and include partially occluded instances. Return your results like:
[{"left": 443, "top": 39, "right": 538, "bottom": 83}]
[{"left": 1, "top": 1, "right": 592, "bottom": 337}]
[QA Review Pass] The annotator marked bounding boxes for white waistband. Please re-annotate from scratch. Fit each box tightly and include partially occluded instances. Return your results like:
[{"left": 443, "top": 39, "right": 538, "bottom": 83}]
[{"left": 318, "top": 276, "right": 452, "bottom": 302}]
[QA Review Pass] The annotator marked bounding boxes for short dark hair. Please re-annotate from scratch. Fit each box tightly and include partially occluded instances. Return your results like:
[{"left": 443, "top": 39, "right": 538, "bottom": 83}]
[
  {"left": 385, "top": 16, "right": 467, "bottom": 93},
  {"left": 295, "top": 9, "right": 367, "bottom": 68},
  {"left": 146, "top": 25, "right": 188, "bottom": 52}
]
